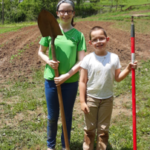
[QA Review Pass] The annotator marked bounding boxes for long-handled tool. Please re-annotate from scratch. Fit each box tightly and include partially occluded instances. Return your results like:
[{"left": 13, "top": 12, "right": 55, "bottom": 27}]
[
  {"left": 38, "top": 9, "right": 70, "bottom": 150},
  {"left": 131, "top": 16, "right": 137, "bottom": 150},
  {"left": 131, "top": 14, "right": 150, "bottom": 150}
]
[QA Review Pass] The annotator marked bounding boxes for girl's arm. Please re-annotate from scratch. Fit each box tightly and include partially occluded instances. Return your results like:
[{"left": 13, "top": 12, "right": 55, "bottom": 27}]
[
  {"left": 38, "top": 45, "right": 60, "bottom": 69},
  {"left": 79, "top": 68, "right": 89, "bottom": 114},
  {"left": 115, "top": 61, "right": 137, "bottom": 82},
  {"left": 54, "top": 50, "right": 85, "bottom": 86}
]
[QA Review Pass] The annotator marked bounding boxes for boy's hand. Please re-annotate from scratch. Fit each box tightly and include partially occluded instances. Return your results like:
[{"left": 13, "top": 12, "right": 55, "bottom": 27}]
[
  {"left": 126, "top": 61, "right": 138, "bottom": 71},
  {"left": 80, "top": 102, "right": 89, "bottom": 114}
]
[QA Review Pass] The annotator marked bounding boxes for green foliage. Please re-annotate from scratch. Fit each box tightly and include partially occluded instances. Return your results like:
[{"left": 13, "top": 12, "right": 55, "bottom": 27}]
[
  {"left": 75, "top": 3, "right": 100, "bottom": 18},
  {"left": 0, "top": 0, "right": 150, "bottom": 23},
  {"left": 0, "top": 0, "right": 58, "bottom": 23}
]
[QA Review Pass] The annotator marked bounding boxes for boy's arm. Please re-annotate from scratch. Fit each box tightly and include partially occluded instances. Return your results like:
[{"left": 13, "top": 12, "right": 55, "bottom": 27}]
[
  {"left": 54, "top": 51, "right": 85, "bottom": 86},
  {"left": 115, "top": 61, "right": 137, "bottom": 82},
  {"left": 79, "top": 68, "right": 89, "bottom": 113}
]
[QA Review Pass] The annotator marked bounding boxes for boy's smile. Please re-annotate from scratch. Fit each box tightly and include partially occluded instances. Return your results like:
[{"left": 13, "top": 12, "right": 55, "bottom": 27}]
[{"left": 89, "top": 29, "right": 109, "bottom": 56}]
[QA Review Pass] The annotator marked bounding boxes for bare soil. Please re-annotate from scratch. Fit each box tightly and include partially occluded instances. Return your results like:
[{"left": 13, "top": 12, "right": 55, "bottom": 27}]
[{"left": 0, "top": 21, "right": 150, "bottom": 118}]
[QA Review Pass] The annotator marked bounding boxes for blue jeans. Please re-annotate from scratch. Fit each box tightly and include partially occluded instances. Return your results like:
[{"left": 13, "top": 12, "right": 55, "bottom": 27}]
[{"left": 45, "top": 80, "right": 78, "bottom": 149}]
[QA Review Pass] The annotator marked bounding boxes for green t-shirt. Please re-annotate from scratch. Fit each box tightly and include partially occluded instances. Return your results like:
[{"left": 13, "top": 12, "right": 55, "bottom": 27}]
[{"left": 39, "top": 28, "right": 87, "bottom": 83}]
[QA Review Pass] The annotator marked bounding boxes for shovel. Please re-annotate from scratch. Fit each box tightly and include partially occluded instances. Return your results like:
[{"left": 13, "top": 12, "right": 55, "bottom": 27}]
[{"left": 38, "top": 9, "right": 70, "bottom": 150}]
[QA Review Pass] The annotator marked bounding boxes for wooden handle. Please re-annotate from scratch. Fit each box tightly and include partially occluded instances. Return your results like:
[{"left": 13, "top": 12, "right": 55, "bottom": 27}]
[{"left": 51, "top": 38, "right": 70, "bottom": 150}]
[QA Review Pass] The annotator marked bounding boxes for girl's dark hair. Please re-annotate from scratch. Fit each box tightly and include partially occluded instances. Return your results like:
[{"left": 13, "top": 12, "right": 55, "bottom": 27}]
[
  {"left": 71, "top": 18, "right": 75, "bottom": 27},
  {"left": 89, "top": 26, "right": 107, "bottom": 40},
  {"left": 57, "top": 0, "right": 75, "bottom": 27}
]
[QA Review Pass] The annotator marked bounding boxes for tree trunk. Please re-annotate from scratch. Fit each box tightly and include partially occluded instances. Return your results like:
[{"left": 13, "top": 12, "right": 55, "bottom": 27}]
[
  {"left": 109, "top": 0, "right": 113, "bottom": 12},
  {"left": 77, "top": 0, "right": 80, "bottom": 5},
  {"left": 2, "top": 0, "right": 4, "bottom": 24},
  {"left": 120, "top": 5, "right": 123, "bottom": 11}
]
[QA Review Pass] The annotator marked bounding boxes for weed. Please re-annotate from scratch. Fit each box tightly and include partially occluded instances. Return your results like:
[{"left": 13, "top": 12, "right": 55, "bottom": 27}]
[{"left": 0, "top": 44, "right": 4, "bottom": 48}]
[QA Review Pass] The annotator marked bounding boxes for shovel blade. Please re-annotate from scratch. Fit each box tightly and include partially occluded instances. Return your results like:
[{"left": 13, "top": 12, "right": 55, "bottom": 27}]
[{"left": 38, "top": 9, "right": 62, "bottom": 38}]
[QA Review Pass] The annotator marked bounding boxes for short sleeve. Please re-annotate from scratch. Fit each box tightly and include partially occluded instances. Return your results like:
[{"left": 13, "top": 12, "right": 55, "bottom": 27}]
[
  {"left": 80, "top": 55, "right": 88, "bottom": 70},
  {"left": 115, "top": 55, "right": 121, "bottom": 69},
  {"left": 39, "top": 36, "right": 51, "bottom": 47},
  {"left": 77, "top": 33, "right": 87, "bottom": 52}
]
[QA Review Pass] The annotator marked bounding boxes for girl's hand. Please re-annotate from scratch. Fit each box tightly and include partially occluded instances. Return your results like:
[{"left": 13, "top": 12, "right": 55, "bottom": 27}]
[
  {"left": 54, "top": 74, "right": 68, "bottom": 86},
  {"left": 80, "top": 102, "right": 89, "bottom": 114},
  {"left": 47, "top": 60, "right": 60, "bottom": 69},
  {"left": 126, "top": 61, "right": 138, "bottom": 71}
]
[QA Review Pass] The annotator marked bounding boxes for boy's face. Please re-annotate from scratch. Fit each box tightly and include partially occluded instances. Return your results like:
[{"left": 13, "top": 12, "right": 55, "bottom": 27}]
[{"left": 89, "top": 29, "right": 109, "bottom": 56}]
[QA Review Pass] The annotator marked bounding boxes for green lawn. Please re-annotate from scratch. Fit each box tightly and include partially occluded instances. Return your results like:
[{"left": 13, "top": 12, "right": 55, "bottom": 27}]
[
  {"left": 0, "top": 22, "right": 36, "bottom": 34},
  {"left": 99, "top": 0, "right": 150, "bottom": 5}
]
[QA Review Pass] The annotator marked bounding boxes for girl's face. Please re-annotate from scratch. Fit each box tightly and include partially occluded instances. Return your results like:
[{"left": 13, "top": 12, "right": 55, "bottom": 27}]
[{"left": 56, "top": 3, "right": 75, "bottom": 25}]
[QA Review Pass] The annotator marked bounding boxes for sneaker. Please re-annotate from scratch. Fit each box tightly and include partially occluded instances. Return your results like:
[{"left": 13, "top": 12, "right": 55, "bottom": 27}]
[
  {"left": 62, "top": 148, "right": 66, "bottom": 150},
  {"left": 47, "top": 148, "right": 55, "bottom": 150}
]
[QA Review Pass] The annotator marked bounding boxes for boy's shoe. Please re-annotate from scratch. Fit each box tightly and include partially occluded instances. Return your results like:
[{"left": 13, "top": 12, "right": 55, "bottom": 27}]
[
  {"left": 83, "top": 132, "right": 95, "bottom": 150},
  {"left": 96, "top": 132, "right": 108, "bottom": 150},
  {"left": 47, "top": 148, "right": 55, "bottom": 150},
  {"left": 62, "top": 148, "right": 66, "bottom": 150}
]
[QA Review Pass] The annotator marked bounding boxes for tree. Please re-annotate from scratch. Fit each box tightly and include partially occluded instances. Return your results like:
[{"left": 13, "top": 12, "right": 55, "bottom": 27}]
[
  {"left": 109, "top": 0, "right": 113, "bottom": 12},
  {"left": 2, "top": 0, "right": 4, "bottom": 24},
  {"left": 114, "top": 0, "right": 119, "bottom": 11},
  {"left": 90, "top": 0, "right": 100, "bottom": 3}
]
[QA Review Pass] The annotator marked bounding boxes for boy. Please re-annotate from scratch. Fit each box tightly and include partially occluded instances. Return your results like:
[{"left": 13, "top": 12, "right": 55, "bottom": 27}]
[{"left": 79, "top": 26, "right": 137, "bottom": 150}]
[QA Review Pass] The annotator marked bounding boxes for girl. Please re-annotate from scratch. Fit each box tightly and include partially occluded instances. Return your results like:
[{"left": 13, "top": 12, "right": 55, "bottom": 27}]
[{"left": 38, "top": 0, "right": 86, "bottom": 150}]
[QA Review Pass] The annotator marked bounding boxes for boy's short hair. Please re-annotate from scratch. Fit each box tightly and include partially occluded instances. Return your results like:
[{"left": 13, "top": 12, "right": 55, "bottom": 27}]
[{"left": 89, "top": 26, "right": 107, "bottom": 40}]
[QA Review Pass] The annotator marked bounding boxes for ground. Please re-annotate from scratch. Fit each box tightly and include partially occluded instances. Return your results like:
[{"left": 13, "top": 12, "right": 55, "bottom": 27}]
[
  {"left": 0, "top": 21, "right": 150, "bottom": 111},
  {"left": 0, "top": 21, "right": 150, "bottom": 149},
  {"left": 1, "top": 21, "right": 150, "bottom": 81}
]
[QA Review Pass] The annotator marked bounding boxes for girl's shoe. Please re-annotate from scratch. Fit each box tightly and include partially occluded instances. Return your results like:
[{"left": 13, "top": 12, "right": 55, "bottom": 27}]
[
  {"left": 47, "top": 148, "right": 55, "bottom": 150},
  {"left": 62, "top": 148, "right": 66, "bottom": 150}
]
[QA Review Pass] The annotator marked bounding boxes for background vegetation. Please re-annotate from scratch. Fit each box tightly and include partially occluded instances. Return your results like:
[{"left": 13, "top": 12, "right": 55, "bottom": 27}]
[{"left": 0, "top": 0, "right": 150, "bottom": 24}]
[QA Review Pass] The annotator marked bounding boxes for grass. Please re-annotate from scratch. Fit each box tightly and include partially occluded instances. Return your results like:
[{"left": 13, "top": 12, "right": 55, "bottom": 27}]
[
  {"left": 0, "top": 21, "right": 37, "bottom": 34},
  {"left": 75, "top": 5, "right": 150, "bottom": 35},
  {"left": 75, "top": 2, "right": 150, "bottom": 21},
  {"left": 96, "top": 0, "right": 150, "bottom": 6},
  {"left": 111, "top": 60, "right": 150, "bottom": 150},
  {"left": 0, "top": 59, "right": 150, "bottom": 149},
  {"left": 76, "top": 9, "right": 150, "bottom": 22}
]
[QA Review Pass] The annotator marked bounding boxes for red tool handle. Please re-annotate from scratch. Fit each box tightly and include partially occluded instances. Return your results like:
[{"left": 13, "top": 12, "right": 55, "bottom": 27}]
[{"left": 131, "top": 16, "right": 137, "bottom": 150}]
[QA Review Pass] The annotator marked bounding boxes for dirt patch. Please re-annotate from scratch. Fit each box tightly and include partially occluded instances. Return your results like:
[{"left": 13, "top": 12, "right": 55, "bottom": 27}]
[
  {"left": 0, "top": 25, "right": 42, "bottom": 83},
  {"left": 0, "top": 21, "right": 150, "bottom": 120},
  {"left": 0, "top": 22, "right": 150, "bottom": 81},
  {"left": 130, "top": 10, "right": 150, "bottom": 14},
  {"left": 75, "top": 21, "right": 150, "bottom": 64},
  {"left": 112, "top": 95, "right": 132, "bottom": 119},
  {"left": 74, "top": 94, "right": 133, "bottom": 120}
]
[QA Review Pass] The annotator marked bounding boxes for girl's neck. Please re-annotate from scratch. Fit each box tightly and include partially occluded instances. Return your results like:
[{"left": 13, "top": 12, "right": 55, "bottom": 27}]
[{"left": 59, "top": 23, "right": 73, "bottom": 32}]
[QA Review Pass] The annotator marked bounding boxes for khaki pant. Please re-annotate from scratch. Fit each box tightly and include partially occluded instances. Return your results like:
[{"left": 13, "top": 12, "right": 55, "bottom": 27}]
[{"left": 83, "top": 96, "right": 113, "bottom": 150}]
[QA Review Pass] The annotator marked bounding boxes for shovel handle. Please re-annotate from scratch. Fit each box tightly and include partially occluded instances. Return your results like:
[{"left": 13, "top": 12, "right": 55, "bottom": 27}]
[{"left": 51, "top": 38, "right": 70, "bottom": 150}]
